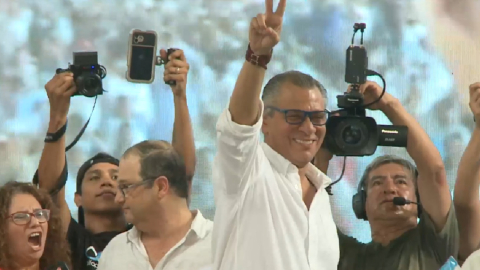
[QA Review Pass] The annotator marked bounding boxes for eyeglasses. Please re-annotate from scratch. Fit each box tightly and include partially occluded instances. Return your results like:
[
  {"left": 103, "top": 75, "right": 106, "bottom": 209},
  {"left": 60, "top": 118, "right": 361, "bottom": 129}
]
[
  {"left": 117, "top": 178, "right": 156, "bottom": 198},
  {"left": 8, "top": 209, "right": 50, "bottom": 225},
  {"left": 266, "top": 106, "right": 330, "bottom": 126}
]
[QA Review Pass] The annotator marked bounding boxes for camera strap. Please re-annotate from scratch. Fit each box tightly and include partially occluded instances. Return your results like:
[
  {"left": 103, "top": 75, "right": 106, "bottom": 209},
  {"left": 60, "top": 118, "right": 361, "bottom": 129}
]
[
  {"left": 325, "top": 156, "right": 347, "bottom": 195},
  {"left": 65, "top": 96, "right": 98, "bottom": 152},
  {"left": 32, "top": 97, "right": 97, "bottom": 191}
]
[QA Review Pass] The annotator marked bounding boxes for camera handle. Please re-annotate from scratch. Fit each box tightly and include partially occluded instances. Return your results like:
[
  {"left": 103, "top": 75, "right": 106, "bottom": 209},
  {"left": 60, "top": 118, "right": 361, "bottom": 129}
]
[
  {"left": 154, "top": 49, "right": 178, "bottom": 86},
  {"left": 350, "top": 84, "right": 360, "bottom": 92},
  {"left": 155, "top": 56, "right": 163, "bottom": 66}
]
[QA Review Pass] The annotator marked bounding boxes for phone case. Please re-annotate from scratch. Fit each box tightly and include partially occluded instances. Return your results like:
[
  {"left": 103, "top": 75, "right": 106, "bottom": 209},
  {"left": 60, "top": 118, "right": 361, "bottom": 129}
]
[{"left": 126, "top": 29, "right": 158, "bottom": 84}]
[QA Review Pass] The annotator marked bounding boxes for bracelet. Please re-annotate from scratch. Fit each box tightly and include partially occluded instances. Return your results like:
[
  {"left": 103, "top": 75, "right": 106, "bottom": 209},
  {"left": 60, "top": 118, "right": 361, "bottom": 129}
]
[
  {"left": 245, "top": 44, "right": 272, "bottom": 70},
  {"left": 45, "top": 121, "right": 67, "bottom": 143}
]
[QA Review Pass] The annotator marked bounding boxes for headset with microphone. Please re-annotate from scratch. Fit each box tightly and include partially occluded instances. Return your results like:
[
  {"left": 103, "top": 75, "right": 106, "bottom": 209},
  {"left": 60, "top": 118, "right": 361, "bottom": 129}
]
[
  {"left": 392, "top": 196, "right": 421, "bottom": 206},
  {"left": 352, "top": 169, "right": 422, "bottom": 220}
]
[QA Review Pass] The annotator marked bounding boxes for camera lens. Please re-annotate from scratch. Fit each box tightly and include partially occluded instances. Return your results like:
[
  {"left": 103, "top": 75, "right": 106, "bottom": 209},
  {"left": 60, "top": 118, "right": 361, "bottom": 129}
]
[
  {"left": 342, "top": 125, "right": 363, "bottom": 145},
  {"left": 84, "top": 77, "right": 97, "bottom": 89},
  {"left": 77, "top": 75, "right": 101, "bottom": 97}
]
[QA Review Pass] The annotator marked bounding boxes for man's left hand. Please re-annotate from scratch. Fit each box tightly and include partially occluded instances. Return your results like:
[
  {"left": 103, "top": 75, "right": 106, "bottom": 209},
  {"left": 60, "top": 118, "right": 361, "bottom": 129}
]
[{"left": 161, "top": 49, "right": 189, "bottom": 97}]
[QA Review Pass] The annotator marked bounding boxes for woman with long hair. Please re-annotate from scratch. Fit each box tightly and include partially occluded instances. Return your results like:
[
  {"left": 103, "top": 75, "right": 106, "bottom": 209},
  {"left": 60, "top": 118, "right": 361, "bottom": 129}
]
[{"left": 0, "top": 181, "right": 71, "bottom": 270}]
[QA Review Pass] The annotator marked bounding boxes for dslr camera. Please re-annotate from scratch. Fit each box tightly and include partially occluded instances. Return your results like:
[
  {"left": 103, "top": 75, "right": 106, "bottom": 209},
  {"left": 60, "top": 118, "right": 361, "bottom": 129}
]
[
  {"left": 323, "top": 23, "right": 408, "bottom": 156},
  {"left": 56, "top": 52, "right": 107, "bottom": 97}
]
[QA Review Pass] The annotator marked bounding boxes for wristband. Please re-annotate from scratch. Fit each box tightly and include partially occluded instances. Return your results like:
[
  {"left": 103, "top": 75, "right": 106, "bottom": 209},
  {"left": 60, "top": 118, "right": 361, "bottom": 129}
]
[
  {"left": 45, "top": 121, "right": 67, "bottom": 143},
  {"left": 245, "top": 44, "right": 272, "bottom": 70}
]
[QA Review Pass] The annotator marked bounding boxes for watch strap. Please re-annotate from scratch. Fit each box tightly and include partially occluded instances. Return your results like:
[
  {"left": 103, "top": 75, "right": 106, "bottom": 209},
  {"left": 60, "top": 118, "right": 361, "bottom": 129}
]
[{"left": 245, "top": 44, "right": 272, "bottom": 69}]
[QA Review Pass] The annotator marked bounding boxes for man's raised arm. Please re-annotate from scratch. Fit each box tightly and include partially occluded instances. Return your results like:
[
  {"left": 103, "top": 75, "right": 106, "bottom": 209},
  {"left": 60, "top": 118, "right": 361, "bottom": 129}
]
[
  {"left": 361, "top": 82, "right": 451, "bottom": 231},
  {"left": 36, "top": 73, "right": 77, "bottom": 233},
  {"left": 160, "top": 49, "right": 196, "bottom": 195},
  {"left": 228, "top": 0, "right": 286, "bottom": 126},
  {"left": 214, "top": 0, "right": 287, "bottom": 195},
  {"left": 454, "top": 82, "right": 480, "bottom": 260}
]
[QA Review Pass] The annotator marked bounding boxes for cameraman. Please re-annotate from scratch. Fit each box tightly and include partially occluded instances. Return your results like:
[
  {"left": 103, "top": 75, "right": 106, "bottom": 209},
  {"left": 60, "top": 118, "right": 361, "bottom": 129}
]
[
  {"left": 34, "top": 48, "right": 196, "bottom": 270},
  {"left": 315, "top": 81, "right": 458, "bottom": 270},
  {"left": 453, "top": 82, "right": 480, "bottom": 268}
]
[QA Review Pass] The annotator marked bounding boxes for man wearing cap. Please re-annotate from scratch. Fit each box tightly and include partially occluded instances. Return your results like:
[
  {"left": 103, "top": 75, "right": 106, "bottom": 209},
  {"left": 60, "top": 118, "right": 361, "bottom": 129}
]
[{"left": 34, "top": 48, "right": 196, "bottom": 270}]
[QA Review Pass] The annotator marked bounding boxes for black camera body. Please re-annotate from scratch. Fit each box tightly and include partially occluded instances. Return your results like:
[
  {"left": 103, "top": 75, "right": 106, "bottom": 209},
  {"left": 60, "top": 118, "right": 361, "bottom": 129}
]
[
  {"left": 324, "top": 108, "right": 408, "bottom": 156},
  {"left": 324, "top": 23, "right": 408, "bottom": 156},
  {"left": 56, "top": 52, "right": 106, "bottom": 98}
]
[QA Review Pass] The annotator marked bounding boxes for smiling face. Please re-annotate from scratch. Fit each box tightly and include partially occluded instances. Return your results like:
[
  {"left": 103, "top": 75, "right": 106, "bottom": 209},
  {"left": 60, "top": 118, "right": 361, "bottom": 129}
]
[
  {"left": 7, "top": 193, "right": 48, "bottom": 264},
  {"left": 262, "top": 81, "right": 327, "bottom": 168}
]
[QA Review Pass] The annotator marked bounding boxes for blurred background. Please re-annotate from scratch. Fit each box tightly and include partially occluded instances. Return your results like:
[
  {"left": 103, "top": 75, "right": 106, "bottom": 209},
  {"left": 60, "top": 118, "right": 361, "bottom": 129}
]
[{"left": 0, "top": 0, "right": 479, "bottom": 243}]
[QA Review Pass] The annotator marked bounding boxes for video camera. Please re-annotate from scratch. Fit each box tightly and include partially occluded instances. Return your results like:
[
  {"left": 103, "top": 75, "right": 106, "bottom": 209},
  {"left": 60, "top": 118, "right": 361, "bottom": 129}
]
[
  {"left": 323, "top": 23, "right": 408, "bottom": 156},
  {"left": 56, "top": 51, "right": 107, "bottom": 97}
]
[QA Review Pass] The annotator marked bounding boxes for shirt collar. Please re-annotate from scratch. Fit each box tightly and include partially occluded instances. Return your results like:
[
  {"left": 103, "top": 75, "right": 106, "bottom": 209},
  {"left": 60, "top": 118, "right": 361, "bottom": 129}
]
[
  {"left": 189, "top": 210, "right": 209, "bottom": 239},
  {"left": 261, "top": 142, "right": 332, "bottom": 189},
  {"left": 126, "top": 210, "right": 209, "bottom": 243}
]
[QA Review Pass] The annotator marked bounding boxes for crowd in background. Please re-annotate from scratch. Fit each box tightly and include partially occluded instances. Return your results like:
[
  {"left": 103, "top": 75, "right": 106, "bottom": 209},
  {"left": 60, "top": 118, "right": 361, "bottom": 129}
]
[{"left": 0, "top": 0, "right": 476, "bottom": 243}]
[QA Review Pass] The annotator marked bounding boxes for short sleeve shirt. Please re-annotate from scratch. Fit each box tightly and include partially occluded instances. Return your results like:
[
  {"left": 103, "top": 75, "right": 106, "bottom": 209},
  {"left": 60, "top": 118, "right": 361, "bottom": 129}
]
[{"left": 338, "top": 204, "right": 459, "bottom": 270}]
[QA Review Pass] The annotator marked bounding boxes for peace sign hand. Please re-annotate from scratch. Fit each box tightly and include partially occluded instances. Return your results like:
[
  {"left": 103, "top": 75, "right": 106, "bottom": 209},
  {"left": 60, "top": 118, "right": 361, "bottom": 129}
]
[{"left": 249, "top": 0, "right": 287, "bottom": 55}]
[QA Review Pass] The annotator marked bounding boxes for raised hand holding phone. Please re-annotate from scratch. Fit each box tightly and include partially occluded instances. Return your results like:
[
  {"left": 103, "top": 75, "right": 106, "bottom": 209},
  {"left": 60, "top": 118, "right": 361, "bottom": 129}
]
[{"left": 160, "top": 49, "right": 189, "bottom": 97}]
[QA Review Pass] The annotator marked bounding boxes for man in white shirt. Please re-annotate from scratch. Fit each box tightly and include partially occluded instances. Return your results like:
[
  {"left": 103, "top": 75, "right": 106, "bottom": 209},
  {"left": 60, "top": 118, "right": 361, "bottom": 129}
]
[
  {"left": 97, "top": 49, "right": 213, "bottom": 270},
  {"left": 98, "top": 140, "right": 213, "bottom": 270},
  {"left": 211, "top": 0, "right": 339, "bottom": 269}
]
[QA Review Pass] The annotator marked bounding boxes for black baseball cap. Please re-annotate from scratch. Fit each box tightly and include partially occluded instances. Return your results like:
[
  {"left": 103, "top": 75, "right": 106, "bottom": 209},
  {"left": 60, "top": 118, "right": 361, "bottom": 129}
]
[{"left": 76, "top": 152, "right": 119, "bottom": 194}]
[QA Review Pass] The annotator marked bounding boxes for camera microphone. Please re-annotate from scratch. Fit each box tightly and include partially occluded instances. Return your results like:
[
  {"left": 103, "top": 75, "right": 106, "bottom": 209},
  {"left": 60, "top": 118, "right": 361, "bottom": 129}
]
[{"left": 392, "top": 197, "right": 420, "bottom": 206}]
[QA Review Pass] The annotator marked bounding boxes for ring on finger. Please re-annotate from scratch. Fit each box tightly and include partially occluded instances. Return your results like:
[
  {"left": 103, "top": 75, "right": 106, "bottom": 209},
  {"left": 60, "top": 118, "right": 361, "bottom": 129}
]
[{"left": 176, "top": 67, "right": 180, "bottom": 73}]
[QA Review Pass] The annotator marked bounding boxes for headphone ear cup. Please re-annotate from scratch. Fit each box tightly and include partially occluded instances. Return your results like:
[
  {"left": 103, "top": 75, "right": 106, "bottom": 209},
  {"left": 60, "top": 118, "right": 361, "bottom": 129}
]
[{"left": 352, "top": 190, "right": 368, "bottom": 220}]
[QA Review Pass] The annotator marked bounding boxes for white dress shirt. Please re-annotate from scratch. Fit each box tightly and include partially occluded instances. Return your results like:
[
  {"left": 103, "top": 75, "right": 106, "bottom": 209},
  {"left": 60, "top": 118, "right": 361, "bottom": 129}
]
[
  {"left": 212, "top": 105, "right": 340, "bottom": 270},
  {"left": 97, "top": 210, "right": 213, "bottom": 270},
  {"left": 460, "top": 250, "right": 480, "bottom": 270}
]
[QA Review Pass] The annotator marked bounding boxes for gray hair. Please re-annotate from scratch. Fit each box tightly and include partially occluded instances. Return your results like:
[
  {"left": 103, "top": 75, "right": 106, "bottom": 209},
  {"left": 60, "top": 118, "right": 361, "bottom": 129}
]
[
  {"left": 359, "top": 155, "right": 418, "bottom": 191},
  {"left": 261, "top": 70, "right": 328, "bottom": 107}
]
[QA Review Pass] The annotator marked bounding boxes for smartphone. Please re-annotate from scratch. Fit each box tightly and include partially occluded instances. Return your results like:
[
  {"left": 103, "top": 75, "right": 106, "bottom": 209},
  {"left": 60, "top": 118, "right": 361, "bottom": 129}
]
[{"left": 126, "top": 29, "right": 157, "bottom": 83}]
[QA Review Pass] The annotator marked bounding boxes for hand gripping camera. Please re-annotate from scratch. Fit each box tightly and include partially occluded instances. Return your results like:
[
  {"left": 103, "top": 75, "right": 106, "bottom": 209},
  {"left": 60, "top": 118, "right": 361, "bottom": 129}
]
[
  {"left": 56, "top": 52, "right": 107, "bottom": 97},
  {"left": 323, "top": 23, "right": 408, "bottom": 156}
]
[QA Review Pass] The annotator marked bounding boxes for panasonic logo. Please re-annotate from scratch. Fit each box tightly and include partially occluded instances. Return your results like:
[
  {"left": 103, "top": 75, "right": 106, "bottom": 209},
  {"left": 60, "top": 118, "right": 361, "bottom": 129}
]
[{"left": 382, "top": 129, "right": 398, "bottom": 134}]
